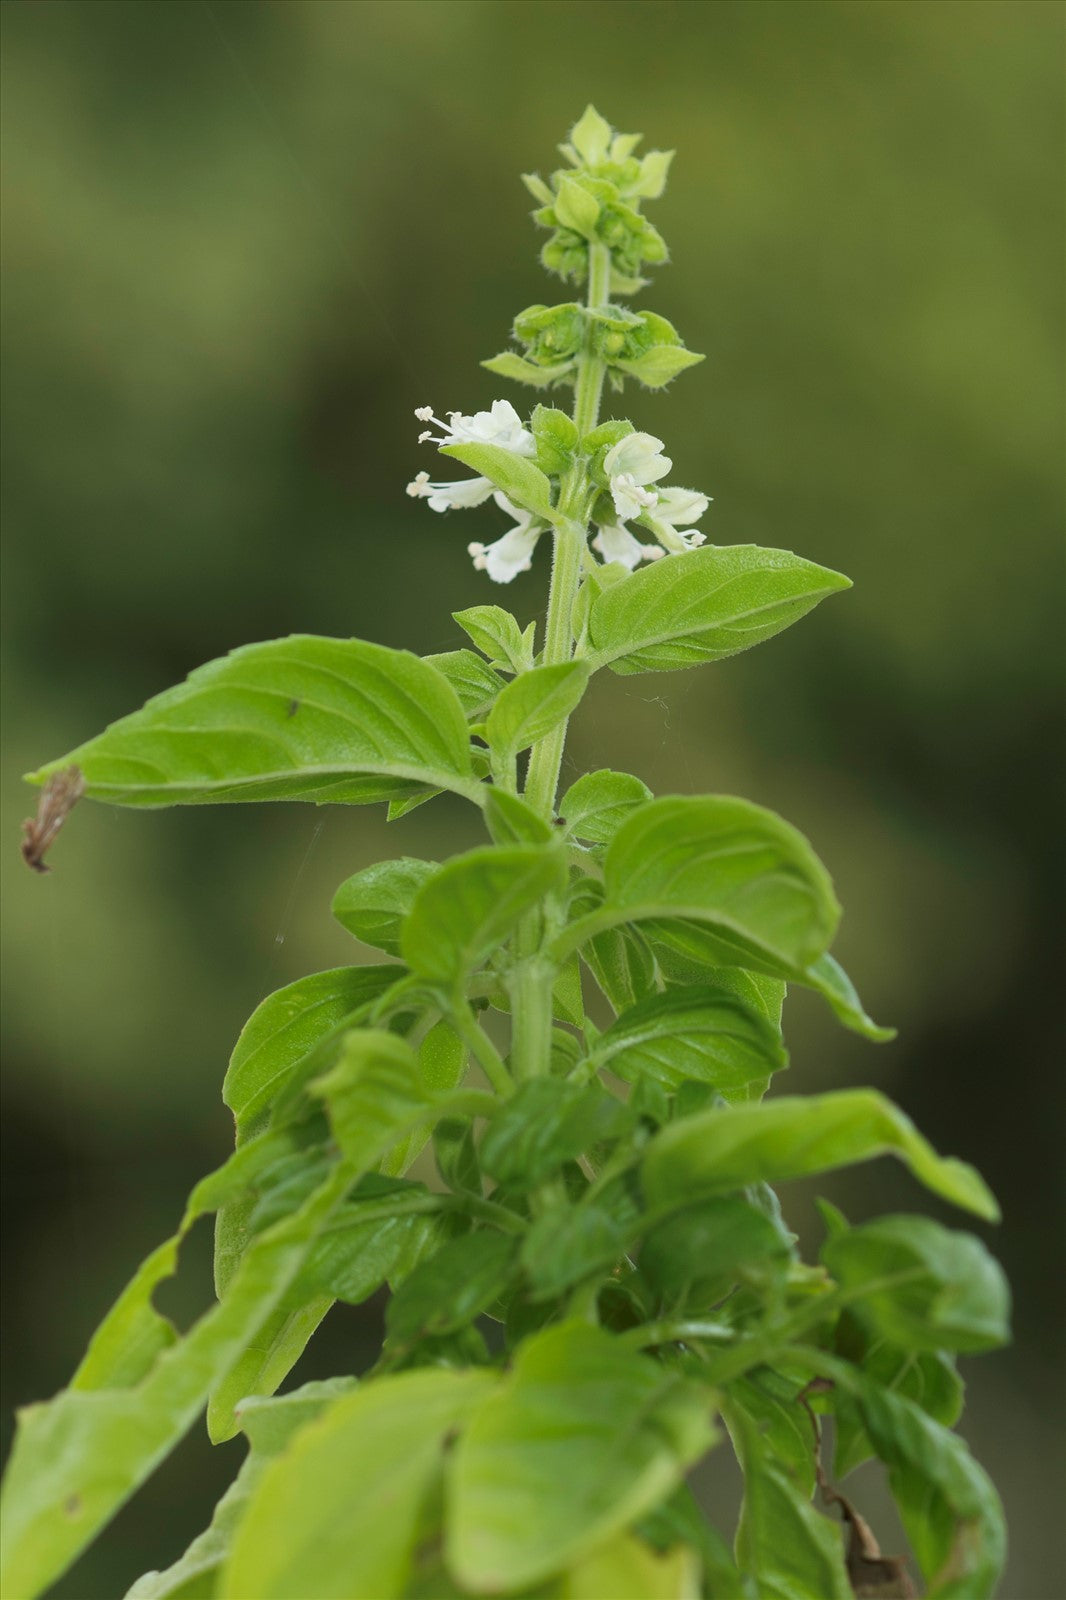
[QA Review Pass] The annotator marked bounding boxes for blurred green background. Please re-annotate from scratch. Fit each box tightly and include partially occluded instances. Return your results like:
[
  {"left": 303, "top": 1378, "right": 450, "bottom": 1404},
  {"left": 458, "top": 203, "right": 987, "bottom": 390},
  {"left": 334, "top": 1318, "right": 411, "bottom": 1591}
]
[{"left": 2, "top": 1, "right": 1062, "bottom": 1594}]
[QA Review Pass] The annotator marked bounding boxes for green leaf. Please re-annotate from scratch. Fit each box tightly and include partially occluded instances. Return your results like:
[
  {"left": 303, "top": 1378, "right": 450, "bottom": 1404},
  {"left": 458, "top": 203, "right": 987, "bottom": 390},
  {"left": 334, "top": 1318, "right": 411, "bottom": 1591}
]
[
  {"left": 643, "top": 1090, "right": 1000, "bottom": 1222},
  {"left": 310, "top": 1030, "right": 434, "bottom": 1169},
  {"left": 569, "top": 105, "right": 613, "bottom": 166},
  {"left": 585, "top": 546, "right": 851, "bottom": 676},
  {"left": 481, "top": 352, "right": 576, "bottom": 389},
  {"left": 559, "top": 795, "right": 841, "bottom": 977},
  {"left": 560, "top": 768, "right": 653, "bottom": 844},
  {"left": 804, "top": 953, "right": 897, "bottom": 1042},
  {"left": 298, "top": 1185, "right": 455, "bottom": 1305},
  {"left": 332, "top": 859, "right": 439, "bottom": 956},
  {"left": 486, "top": 661, "right": 590, "bottom": 762},
  {"left": 222, "top": 966, "right": 401, "bottom": 1144},
  {"left": 402, "top": 844, "right": 567, "bottom": 986},
  {"left": 823, "top": 1215, "right": 1010, "bottom": 1353},
  {"left": 557, "top": 1534, "right": 702, "bottom": 1599},
  {"left": 833, "top": 1341, "right": 962, "bottom": 1479},
  {"left": 480, "top": 1078, "right": 631, "bottom": 1191},
  {"left": 453, "top": 605, "right": 536, "bottom": 673},
  {"left": 386, "top": 1230, "right": 520, "bottom": 1347},
  {"left": 0, "top": 1160, "right": 358, "bottom": 1600},
  {"left": 123, "top": 1380, "right": 353, "bottom": 1600},
  {"left": 521, "top": 1202, "right": 628, "bottom": 1299},
  {"left": 640, "top": 1197, "right": 792, "bottom": 1314},
  {"left": 439, "top": 443, "right": 555, "bottom": 521},
  {"left": 27, "top": 636, "right": 480, "bottom": 807},
  {"left": 205, "top": 1298, "right": 333, "bottom": 1448},
  {"left": 485, "top": 788, "right": 554, "bottom": 845},
  {"left": 447, "top": 1320, "right": 717, "bottom": 1590},
  {"left": 434, "top": 1118, "right": 482, "bottom": 1195},
  {"left": 221, "top": 1369, "right": 496, "bottom": 1600},
  {"left": 723, "top": 1402, "right": 851, "bottom": 1600},
  {"left": 613, "top": 347, "right": 705, "bottom": 388},
  {"left": 853, "top": 1375, "right": 1005, "bottom": 1598},
  {"left": 423, "top": 649, "right": 504, "bottom": 719},
  {"left": 590, "top": 987, "right": 787, "bottom": 1101}
]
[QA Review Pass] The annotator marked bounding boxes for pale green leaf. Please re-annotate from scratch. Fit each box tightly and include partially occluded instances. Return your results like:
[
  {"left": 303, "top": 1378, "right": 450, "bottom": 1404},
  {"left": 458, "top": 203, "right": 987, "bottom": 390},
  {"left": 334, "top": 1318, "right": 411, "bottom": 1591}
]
[
  {"left": 27, "top": 636, "right": 479, "bottom": 806},
  {"left": 481, "top": 352, "right": 576, "bottom": 389},
  {"left": 554, "top": 176, "right": 601, "bottom": 239},
  {"left": 643, "top": 1090, "right": 1000, "bottom": 1222},
  {"left": 222, "top": 1369, "right": 496, "bottom": 1600},
  {"left": 439, "top": 443, "right": 555, "bottom": 521},
  {"left": 589, "top": 987, "right": 787, "bottom": 1101},
  {"left": 586, "top": 546, "right": 851, "bottom": 676},
  {"left": 613, "top": 347, "right": 705, "bottom": 388},
  {"left": 447, "top": 1320, "right": 717, "bottom": 1590}
]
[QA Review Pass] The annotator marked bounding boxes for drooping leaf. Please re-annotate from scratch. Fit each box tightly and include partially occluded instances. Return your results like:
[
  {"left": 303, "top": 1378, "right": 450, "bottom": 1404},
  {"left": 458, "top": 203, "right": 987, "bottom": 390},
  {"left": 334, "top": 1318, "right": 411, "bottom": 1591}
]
[
  {"left": 123, "top": 1380, "right": 353, "bottom": 1600},
  {"left": 833, "top": 1339, "right": 963, "bottom": 1479},
  {"left": 447, "top": 1320, "right": 717, "bottom": 1590},
  {"left": 643, "top": 1091, "right": 1000, "bottom": 1222},
  {"left": 585, "top": 545, "right": 851, "bottom": 676},
  {"left": 439, "top": 443, "right": 555, "bottom": 520},
  {"left": 823, "top": 1215, "right": 1010, "bottom": 1354},
  {"left": 589, "top": 987, "right": 787, "bottom": 1101},
  {"left": 723, "top": 1402, "right": 851, "bottom": 1600},
  {"left": 27, "top": 636, "right": 480, "bottom": 807},
  {"left": 332, "top": 859, "right": 439, "bottom": 956},
  {"left": 560, "top": 768, "right": 653, "bottom": 845},
  {"left": 479, "top": 1078, "right": 631, "bottom": 1191},
  {"left": 402, "top": 844, "right": 567, "bottom": 986},
  {"left": 221, "top": 1369, "right": 496, "bottom": 1600},
  {"left": 486, "top": 661, "right": 590, "bottom": 763}
]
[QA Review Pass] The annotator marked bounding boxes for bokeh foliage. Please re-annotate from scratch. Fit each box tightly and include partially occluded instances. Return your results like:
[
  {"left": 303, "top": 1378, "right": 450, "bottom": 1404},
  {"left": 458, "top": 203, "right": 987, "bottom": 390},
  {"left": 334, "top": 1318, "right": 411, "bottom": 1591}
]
[{"left": 1, "top": 2, "right": 1062, "bottom": 1595}]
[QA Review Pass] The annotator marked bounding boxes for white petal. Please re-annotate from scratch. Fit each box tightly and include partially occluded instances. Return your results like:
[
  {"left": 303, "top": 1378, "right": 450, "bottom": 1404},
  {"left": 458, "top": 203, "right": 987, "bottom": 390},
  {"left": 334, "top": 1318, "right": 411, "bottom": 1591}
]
[
  {"left": 610, "top": 473, "right": 659, "bottom": 522},
  {"left": 448, "top": 399, "right": 535, "bottom": 457},
  {"left": 468, "top": 523, "right": 541, "bottom": 583},
  {"left": 592, "top": 523, "right": 650, "bottom": 570},
  {"left": 655, "top": 486, "right": 709, "bottom": 527},
  {"left": 604, "top": 431, "right": 672, "bottom": 485}
]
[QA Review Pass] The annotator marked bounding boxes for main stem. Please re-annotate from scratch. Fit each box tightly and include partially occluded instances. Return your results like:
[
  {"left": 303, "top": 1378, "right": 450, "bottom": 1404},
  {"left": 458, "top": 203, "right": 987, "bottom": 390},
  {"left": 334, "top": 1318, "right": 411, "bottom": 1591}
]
[{"left": 509, "top": 242, "right": 611, "bottom": 1084}]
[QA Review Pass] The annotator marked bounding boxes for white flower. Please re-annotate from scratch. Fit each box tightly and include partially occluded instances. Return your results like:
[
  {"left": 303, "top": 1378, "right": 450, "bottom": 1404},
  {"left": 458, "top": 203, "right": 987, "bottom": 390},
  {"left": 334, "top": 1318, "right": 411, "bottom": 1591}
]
[
  {"left": 655, "top": 486, "right": 709, "bottom": 527},
  {"left": 467, "top": 493, "right": 545, "bottom": 584},
  {"left": 592, "top": 522, "right": 661, "bottom": 570},
  {"left": 414, "top": 400, "right": 535, "bottom": 457},
  {"left": 603, "top": 431, "right": 672, "bottom": 522},
  {"left": 406, "top": 470, "right": 496, "bottom": 513}
]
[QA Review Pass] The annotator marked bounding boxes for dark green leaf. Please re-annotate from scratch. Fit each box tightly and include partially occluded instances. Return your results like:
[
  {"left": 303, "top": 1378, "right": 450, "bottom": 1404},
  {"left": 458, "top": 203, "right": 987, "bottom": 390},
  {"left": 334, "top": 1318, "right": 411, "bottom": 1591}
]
[
  {"left": 434, "top": 1119, "right": 482, "bottom": 1195},
  {"left": 643, "top": 1091, "right": 1000, "bottom": 1221},
  {"left": 521, "top": 1203, "right": 627, "bottom": 1299},
  {"left": 386, "top": 1231, "right": 519, "bottom": 1346},
  {"left": 28, "top": 636, "right": 479, "bottom": 807},
  {"left": 447, "top": 1320, "right": 716, "bottom": 1590},
  {"left": 586, "top": 545, "right": 851, "bottom": 676},
  {"left": 332, "top": 859, "right": 438, "bottom": 956},
  {"left": 479, "top": 1078, "right": 631, "bottom": 1191},
  {"left": 640, "top": 1196, "right": 792, "bottom": 1313}
]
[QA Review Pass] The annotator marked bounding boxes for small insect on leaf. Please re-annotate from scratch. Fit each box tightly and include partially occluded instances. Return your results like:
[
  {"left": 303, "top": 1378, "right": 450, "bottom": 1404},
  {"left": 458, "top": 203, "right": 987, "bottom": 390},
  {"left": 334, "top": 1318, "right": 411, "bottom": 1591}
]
[{"left": 21, "top": 765, "right": 85, "bottom": 873}]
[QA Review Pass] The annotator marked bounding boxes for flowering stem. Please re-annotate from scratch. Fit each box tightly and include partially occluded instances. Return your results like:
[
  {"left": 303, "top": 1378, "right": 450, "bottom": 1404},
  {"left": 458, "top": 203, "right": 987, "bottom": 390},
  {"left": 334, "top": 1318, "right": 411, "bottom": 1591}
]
[{"left": 510, "top": 243, "right": 611, "bottom": 1086}]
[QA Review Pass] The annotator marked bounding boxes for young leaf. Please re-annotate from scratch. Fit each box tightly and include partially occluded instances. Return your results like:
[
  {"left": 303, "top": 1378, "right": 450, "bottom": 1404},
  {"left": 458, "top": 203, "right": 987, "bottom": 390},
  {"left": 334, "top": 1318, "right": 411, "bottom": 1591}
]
[
  {"left": 123, "top": 1380, "right": 353, "bottom": 1600},
  {"left": 613, "top": 346, "right": 706, "bottom": 388},
  {"left": 385, "top": 1231, "right": 520, "bottom": 1347},
  {"left": 586, "top": 545, "right": 851, "bottom": 675},
  {"left": 332, "top": 858, "right": 439, "bottom": 956},
  {"left": 520, "top": 1202, "right": 628, "bottom": 1300},
  {"left": 589, "top": 987, "right": 787, "bottom": 1101},
  {"left": 221, "top": 1369, "right": 496, "bottom": 1600},
  {"left": 643, "top": 1090, "right": 1000, "bottom": 1222},
  {"left": 27, "top": 636, "right": 481, "bottom": 807},
  {"left": 822, "top": 1215, "right": 1010, "bottom": 1353},
  {"left": 486, "top": 661, "right": 590, "bottom": 762},
  {"left": 438, "top": 443, "right": 555, "bottom": 521},
  {"left": 454, "top": 605, "right": 536, "bottom": 673},
  {"left": 402, "top": 844, "right": 567, "bottom": 985},
  {"left": 447, "top": 1320, "right": 717, "bottom": 1591},
  {"left": 485, "top": 788, "right": 554, "bottom": 845},
  {"left": 557, "top": 795, "right": 841, "bottom": 977},
  {"left": 310, "top": 1030, "right": 434, "bottom": 1169},
  {"left": 423, "top": 648, "right": 504, "bottom": 719},
  {"left": 723, "top": 1403, "right": 851, "bottom": 1600},
  {"left": 479, "top": 1078, "right": 631, "bottom": 1191},
  {"left": 560, "top": 768, "right": 653, "bottom": 845},
  {"left": 481, "top": 351, "right": 576, "bottom": 389}
]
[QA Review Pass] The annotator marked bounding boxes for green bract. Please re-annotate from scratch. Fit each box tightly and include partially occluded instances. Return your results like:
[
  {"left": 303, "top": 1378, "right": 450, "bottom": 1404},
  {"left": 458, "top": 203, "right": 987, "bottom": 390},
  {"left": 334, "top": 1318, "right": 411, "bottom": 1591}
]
[{"left": 7, "top": 106, "right": 1007, "bottom": 1600}]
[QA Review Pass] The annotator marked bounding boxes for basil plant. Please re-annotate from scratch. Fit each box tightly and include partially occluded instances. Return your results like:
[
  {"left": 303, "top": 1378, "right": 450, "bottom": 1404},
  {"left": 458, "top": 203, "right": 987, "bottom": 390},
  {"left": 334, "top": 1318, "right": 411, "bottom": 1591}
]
[{"left": 4, "top": 107, "right": 1009, "bottom": 1600}]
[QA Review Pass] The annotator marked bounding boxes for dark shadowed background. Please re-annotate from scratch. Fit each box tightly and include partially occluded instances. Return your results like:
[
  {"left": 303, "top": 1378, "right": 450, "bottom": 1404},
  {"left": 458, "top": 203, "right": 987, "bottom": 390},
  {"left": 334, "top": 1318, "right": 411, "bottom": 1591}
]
[{"left": 2, "top": 1, "right": 1063, "bottom": 1595}]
